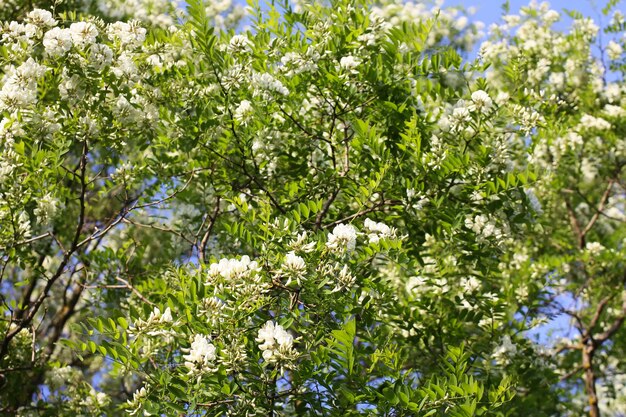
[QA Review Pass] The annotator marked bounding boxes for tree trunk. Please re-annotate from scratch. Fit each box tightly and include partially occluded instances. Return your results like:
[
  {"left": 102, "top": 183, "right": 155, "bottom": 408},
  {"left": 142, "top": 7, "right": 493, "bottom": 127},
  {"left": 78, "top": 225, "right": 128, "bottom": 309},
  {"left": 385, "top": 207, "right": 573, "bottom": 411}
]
[{"left": 583, "top": 344, "right": 600, "bottom": 417}]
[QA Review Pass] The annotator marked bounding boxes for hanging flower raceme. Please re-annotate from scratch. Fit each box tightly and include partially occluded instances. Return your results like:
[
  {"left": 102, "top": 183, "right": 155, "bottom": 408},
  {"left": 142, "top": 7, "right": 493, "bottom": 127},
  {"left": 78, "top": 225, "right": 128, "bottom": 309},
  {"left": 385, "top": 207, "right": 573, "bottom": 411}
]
[
  {"left": 256, "top": 321, "right": 297, "bottom": 366},
  {"left": 183, "top": 334, "right": 217, "bottom": 376},
  {"left": 326, "top": 223, "right": 358, "bottom": 253}
]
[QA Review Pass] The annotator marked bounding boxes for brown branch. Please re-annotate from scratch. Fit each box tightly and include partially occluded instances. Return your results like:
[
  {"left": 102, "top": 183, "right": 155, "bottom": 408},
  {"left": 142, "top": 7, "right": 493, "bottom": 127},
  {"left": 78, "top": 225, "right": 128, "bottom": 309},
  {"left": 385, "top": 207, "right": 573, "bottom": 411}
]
[
  {"left": 560, "top": 364, "right": 583, "bottom": 382},
  {"left": 0, "top": 140, "right": 90, "bottom": 362},
  {"left": 581, "top": 179, "right": 614, "bottom": 238},
  {"left": 595, "top": 300, "right": 626, "bottom": 344},
  {"left": 564, "top": 198, "right": 584, "bottom": 249},
  {"left": 323, "top": 199, "right": 401, "bottom": 229},
  {"left": 586, "top": 295, "right": 613, "bottom": 337},
  {"left": 199, "top": 198, "right": 221, "bottom": 264}
]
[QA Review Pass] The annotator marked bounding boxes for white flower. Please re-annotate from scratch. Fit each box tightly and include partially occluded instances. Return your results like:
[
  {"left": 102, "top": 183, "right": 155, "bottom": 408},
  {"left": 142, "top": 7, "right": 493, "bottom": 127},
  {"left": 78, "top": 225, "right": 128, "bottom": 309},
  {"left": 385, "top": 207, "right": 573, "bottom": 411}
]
[
  {"left": 579, "top": 114, "right": 611, "bottom": 131},
  {"left": 288, "top": 231, "right": 316, "bottom": 253},
  {"left": 585, "top": 241, "right": 604, "bottom": 256},
  {"left": 283, "top": 251, "right": 306, "bottom": 272},
  {"left": 493, "top": 335, "right": 517, "bottom": 365},
  {"left": 34, "top": 193, "right": 60, "bottom": 224},
  {"left": 332, "top": 265, "right": 355, "bottom": 292},
  {"left": 161, "top": 307, "right": 173, "bottom": 323},
  {"left": 256, "top": 321, "right": 295, "bottom": 364},
  {"left": 326, "top": 223, "right": 358, "bottom": 252},
  {"left": 43, "top": 27, "right": 73, "bottom": 57},
  {"left": 228, "top": 34, "right": 253, "bottom": 53},
  {"left": 607, "top": 40, "right": 623, "bottom": 61},
  {"left": 461, "top": 276, "right": 481, "bottom": 292},
  {"left": 69, "top": 22, "right": 98, "bottom": 47},
  {"left": 604, "top": 104, "right": 626, "bottom": 118},
  {"left": 469, "top": 90, "right": 492, "bottom": 114},
  {"left": 89, "top": 44, "right": 113, "bottom": 70},
  {"left": 26, "top": 9, "right": 57, "bottom": 28},
  {"left": 108, "top": 21, "right": 146, "bottom": 47},
  {"left": 233, "top": 100, "right": 253, "bottom": 123},
  {"left": 363, "top": 218, "right": 395, "bottom": 243},
  {"left": 126, "top": 386, "right": 148, "bottom": 415},
  {"left": 183, "top": 334, "right": 217, "bottom": 374},
  {"left": 17, "top": 211, "right": 32, "bottom": 238},
  {"left": 572, "top": 18, "right": 599, "bottom": 40},
  {"left": 207, "top": 255, "right": 259, "bottom": 280},
  {"left": 339, "top": 55, "right": 361, "bottom": 71},
  {"left": 251, "top": 73, "right": 289, "bottom": 96},
  {"left": 111, "top": 52, "right": 138, "bottom": 78}
]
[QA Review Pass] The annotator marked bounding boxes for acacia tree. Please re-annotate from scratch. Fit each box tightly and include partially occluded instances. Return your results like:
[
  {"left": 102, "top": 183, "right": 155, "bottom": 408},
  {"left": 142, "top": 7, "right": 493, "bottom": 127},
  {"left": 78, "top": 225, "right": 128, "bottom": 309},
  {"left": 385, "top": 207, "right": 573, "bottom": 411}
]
[
  {"left": 0, "top": 0, "right": 625, "bottom": 416},
  {"left": 479, "top": 2, "right": 626, "bottom": 416}
]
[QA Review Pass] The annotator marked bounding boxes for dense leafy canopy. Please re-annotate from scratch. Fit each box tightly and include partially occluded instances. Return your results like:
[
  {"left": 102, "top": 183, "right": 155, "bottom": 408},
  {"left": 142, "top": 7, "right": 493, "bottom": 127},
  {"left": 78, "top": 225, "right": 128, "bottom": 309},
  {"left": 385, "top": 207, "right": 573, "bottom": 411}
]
[{"left": 1, "top": 0, "right": 626, "bottom": 416}]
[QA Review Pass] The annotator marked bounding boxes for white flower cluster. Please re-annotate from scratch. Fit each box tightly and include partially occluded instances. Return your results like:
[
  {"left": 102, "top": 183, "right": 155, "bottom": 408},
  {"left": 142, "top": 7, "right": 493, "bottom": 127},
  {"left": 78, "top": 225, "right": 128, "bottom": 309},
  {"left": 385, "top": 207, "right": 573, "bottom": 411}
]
[
  {"left": 256, "top": 321, "right": 297, "bottom": 365},
  {"left": 578, "top": 114, "right": 611, "bottom": 131},
  {"left": 69, "top": 22, "right": 98, "bottom": 47},
  {"left": 363, "top": 218, "right": 396, "bottom": 243},
  {"left": 207, "top": 255, "right": 260, "bottom": 281},
  {"left": 129, "top": 306, "right": 173, "bottom": 337},
  {"left": 288, "top": 231, "right": 317, "bottom": 253},
  {"left": 233, "top": 100, "right": 254, "bottom": 124},
  {"left": 469, "top": 90, "right": 493, "bottom": 114},
  {"left": 34, "top": 192, "right": 60, "bottom": 225},
  {"left": 228, "top": 34, "right": 254, "bottom": 54},
  {"left": 280, "top": 251, "right": 307, "bottom": 285},
  {"left": 0, "top": 58, "right": 47, "bottom": 111},
  {"left": 493, "top": 335, "right": 517, "bottom": 366},
  {"left": 183, "top": 334, "right": 217, "bottom": 375},
  {"left": 607, "top": 40, "right": 623, "bottom": 61},
  {"left": 326, "top": 223, "right": 358, "bottom": 252},
  {"left": 511, "top": 104, "right": 543, "bottom": 135},
  {"left": 251, "top": 72, "right": 289, "bottom": 98},
  {"left": 279, "top": 50, "right": 320, "bottom": 77},
  {"left": 465, "top": 214, "right": 507, "bottom": 242},
  {"left": 604, "top": 104, "right": 626, "bottom": 119},
  {"left": 126, "top": 386, "right": 148, "bottom": 416},
  {"left": 331, "top": 264, "right": 356, "bottom": 293},
  {"left": 370, "top": 1, "right": 483, "bottom": 52},
  {"left": 339, "top": 55, "right": 361, "bottom": 73},
  {"left": 585, "top": 241, "right": 604, "bottom": 256},
  {"left": 25, "top": 9, "right": 56, "bottom": 28},
  {"left": 107, "top": 21, "right": 147, "bottom": 48}
]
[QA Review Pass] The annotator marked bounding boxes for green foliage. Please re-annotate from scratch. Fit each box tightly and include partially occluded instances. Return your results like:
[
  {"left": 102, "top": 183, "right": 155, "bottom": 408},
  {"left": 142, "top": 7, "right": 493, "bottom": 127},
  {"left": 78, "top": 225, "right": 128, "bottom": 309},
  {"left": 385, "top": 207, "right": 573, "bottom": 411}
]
[{"left": 1, "top": 0, "right": 625, "bottom": 416}]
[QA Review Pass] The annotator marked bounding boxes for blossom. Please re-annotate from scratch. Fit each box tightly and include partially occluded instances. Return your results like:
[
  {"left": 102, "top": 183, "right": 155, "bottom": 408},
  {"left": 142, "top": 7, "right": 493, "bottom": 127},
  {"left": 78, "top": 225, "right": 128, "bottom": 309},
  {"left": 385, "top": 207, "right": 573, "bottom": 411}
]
[
  {"left": 43, "top": 27, "right": 73, "bottom": 57},
  {"left": 326, "top": 223, "right": 358, "bottom": 252},
  {"left": 183, "top": 334, "right": 217, "bottom": 374},
  {"left": 251, "top": 72, "right": 289, "bottom": 96},
  {"left": 579, "top": 114, "right": 611, "bottom": 131},
  {"left": 88, "top": 44, "right": 114, "bottom": 70},
  {"left": 363, "top": 218, "right": 395, "bottom": 243},
  {"left": 256, "top": 321, "right": 296, "bottom": 364},
  {"left": 282, "top": 251, "right": 306, "bottom": 272},
  {"left": 126, "top": 386, "right": 148, "bottom": 415},
  {"left": 34, "top": 193, "right": 60, "bottom": 224},
  {"left": 469, "top": 90, "right": 492, "bottom": 113},
  {"left": 331, "top": 265, "right": 355, "bottom": 292},
  {"left": 339, "top": 55, "right": 361, "bottom": 71},
  {"left": 585, "top": 241, "right": 604, "bottom": 256},
  {"left": 69, "top": 22, "right": 98, "bottom": 47},
  {"left": 607, "top": 40, "right": 623, "bottom": 61},
  {"left": 26, "top": 9, "right": 57, "bottom": 28},
  {"left": 107, "top": 21, "right": 146, "bottom": 47},
  {"left": 493, "top": 335, "right": 517, "bottom": 365},
  {"left": 604, "top": 104, "right": 626, "bottom": 118},
  {"left": 228, "top": 34, "right": 254, "bottom": 53},
  {"left": 233, "top": 100, "right": 253, "bottom": 123},
  {"left": 207, "top": 255, "right": 259, "bottom": 280}
]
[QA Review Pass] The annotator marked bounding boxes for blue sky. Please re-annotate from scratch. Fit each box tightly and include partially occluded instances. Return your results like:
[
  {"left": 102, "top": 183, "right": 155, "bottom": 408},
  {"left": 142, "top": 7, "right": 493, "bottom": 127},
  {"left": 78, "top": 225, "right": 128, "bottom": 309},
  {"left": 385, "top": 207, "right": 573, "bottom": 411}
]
[{"left": 451, "top": 0, "right": 609, "bottom": 26}]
